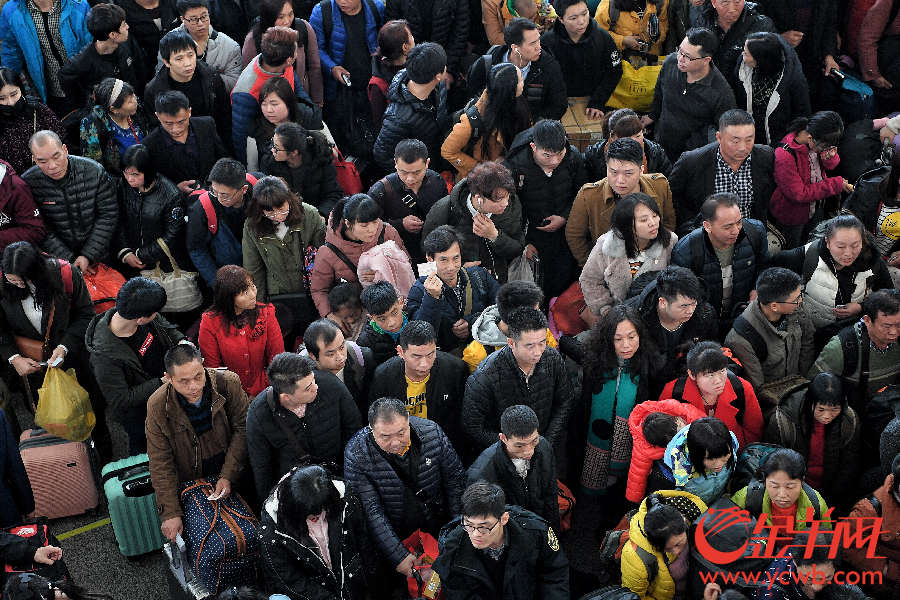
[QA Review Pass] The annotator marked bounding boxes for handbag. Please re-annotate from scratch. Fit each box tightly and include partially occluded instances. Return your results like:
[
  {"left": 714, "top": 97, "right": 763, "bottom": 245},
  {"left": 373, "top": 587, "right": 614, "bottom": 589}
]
[
  {"left": 606, "top": 59, "right": 663, "bottom": 113},
  {"left": 15, "top": 302, "right": 55, "bottom": 362},
  {"left": 141, "top": 239, "right": 201, "bottom": 313},
  {"left": 82, "top": 263, "right": 126, "bottom": 314}
]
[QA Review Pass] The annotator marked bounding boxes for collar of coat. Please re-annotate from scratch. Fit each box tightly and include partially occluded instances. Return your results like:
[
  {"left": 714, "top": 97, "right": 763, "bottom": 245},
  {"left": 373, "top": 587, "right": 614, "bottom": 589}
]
[{"left": 601, "top": 228, "right": 670, "bottom": 260}]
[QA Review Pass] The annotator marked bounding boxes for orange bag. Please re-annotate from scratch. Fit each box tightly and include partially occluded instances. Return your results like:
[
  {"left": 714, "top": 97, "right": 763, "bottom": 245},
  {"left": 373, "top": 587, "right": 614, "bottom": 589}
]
[
  {"left": 549, "top": 281, "right": 590, "bottom": 336},
  {"left": 402, "top": 530, "right": 444, "bottom": 599},
  {"left": 82, "top": 263, "right": 126, "bottom": 314}
]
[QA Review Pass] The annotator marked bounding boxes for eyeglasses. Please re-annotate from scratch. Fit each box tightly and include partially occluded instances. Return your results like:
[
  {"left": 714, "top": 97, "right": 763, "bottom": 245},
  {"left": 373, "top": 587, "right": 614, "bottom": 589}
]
[
  {"left": 183, "top": 12, "right": 210, "bottom": 24},
  {"left": 779, "top": 292, "right": 804, "bottom": 306},
  {"left": 677, "top": 48, "right": 706, "bottom": 61},
  {"left": 209, "top": 187, "right": 239, "bottom": 202},
  {"left": 810, "top": 137, "right": 835, "bottom": 153},
  {"left": 462, "top": 519, "right": 501, "bottom": 536},
  {"left": 264, "top": 208, "right": 291, "bottom": 219},
  {"left": 271, "top": 144, "right": 286, "bottom": 154}
]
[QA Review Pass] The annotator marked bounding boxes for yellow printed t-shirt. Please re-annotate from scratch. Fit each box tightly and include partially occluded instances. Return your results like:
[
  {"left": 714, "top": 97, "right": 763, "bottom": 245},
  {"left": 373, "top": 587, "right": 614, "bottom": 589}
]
[{"left": 406, "top": 374, "right": 429, "bottom": 418}]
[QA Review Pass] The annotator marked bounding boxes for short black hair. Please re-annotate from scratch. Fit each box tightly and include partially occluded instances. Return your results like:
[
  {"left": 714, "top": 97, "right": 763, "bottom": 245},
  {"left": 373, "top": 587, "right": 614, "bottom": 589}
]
[
  {"left": 86, "top": 3, "right": 126, "bottom": 41},
  {"left": 159, "top": 28, "right": 197, "bottom": 63},
  {"left": 116, "top": 277, "right": 167, "bottom": 320},
  {"left": 208, "top": 158, "right": 247, "bottom": 190},
  {"left": 700, "top": 192, "right": 740, "bottom": 222},
  {"left": 643, "top": 412, "right": 681, "bottom": 447},
  {"left": 461, "top": 482, "right": 506, "bottom": 519},
  {"left": 398, "top": 320, "right": 436, "bottom": 349},
  {"left": 395, "top": 138, "right": 428, "bottom": 163},
  {"left": 506, "top": 307, "right": 547, "bottom": 341},
  {"left": 164, "top": 343, "right": 202, "bottom": 373},
  {"left": 175, "top": 0, "right": 208, "bottom": 16},
  {"left": 755, "top": 267, "right": 802, "bottom": 305},
  {"left": 423, "top": 225, "right": 460, "bottom": 259},
  {"left": 655, "top": 266, "right": 702, "bottom": 303},
  {"left": 532, "top": 120, "right": 567, "bottom": 153},
  {"left": 360, "top": 280, "right": 399, "bottom": 316},
  {"left": 405, "top": 42, "right": 447, "bottom": 84},
  {"left": 328, "top": 282, "right": 363, "bottom": 313},
  {"left": 496, "top": 280, "right": 543, "bottom": 323},
  {"left": 790, "top": 532, "right": 839, "bottom": 567},
  {"left": 303, "top": 318, "right": 341, "bottom": 359},
  {"left": 367, "top": 397, "right": 409, "bottom": 427},
  {"left": 719, "top": 109, "right": 755, "bottom": 131},
  {"left": 685, "top": 416, "right": 733, "bottom": 469},
  {"left": 759, "top": 447, "right": 806, "bottom": 481},
  {"left": 686, "top": 341, "right": 729, "bottom": 377},
  {"left": 504, "top": 17, "right": 540, "bottom": 46},
  {"left": 863, "top": 289, "right": 900, "bottom": 321},
  {"left": 267, "top": 352, "right": 316, "bottom": 396},
  {"left": 155, "top": 90, "right": 191, "bottom": 115},
  {"left": 606, "top": 137, "right": 643, "bottom": 167},
  {"left": 554, "top": 0, "right": 587, "bottom": 19},
  {"left": 685, "top": 27, "right": 718, "bottom": 57},
  {"left": 500, "top": 405, "right": 539, "bottom": 439},
  {"left": 121, "top": 144, "right": 157, "bottom": 186}
]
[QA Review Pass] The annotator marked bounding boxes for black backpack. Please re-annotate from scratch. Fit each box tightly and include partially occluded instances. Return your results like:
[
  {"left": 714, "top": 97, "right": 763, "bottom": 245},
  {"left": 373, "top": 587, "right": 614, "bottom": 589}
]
[
  {"left": 729, "top": 442, "right": 783, "bottom": 494},
  {"left": 445, "top": 98, "right": 483, "bottom": 158}
]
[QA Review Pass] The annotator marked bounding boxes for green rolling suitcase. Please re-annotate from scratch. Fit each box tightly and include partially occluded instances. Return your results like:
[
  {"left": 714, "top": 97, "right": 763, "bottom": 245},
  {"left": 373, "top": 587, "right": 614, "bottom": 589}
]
[{"left": 102, "top": 454, "right": 167, "bottom": 556}]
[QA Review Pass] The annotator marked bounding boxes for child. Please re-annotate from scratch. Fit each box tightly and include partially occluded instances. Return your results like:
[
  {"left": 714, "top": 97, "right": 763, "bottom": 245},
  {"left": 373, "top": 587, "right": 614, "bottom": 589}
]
[
  {"left": 327, "top": 282, "right": 367, "bottom": 342},
  {"left": 357, "top": 281, "right": 408, "bottom": 367}
]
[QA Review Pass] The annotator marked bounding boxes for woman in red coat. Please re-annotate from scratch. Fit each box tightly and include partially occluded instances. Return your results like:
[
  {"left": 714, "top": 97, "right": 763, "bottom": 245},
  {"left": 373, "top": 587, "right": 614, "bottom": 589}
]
[
  {"left": 199, "top": 265, "right": 285, "bottom": 397},
  {"left": 659, "top": 341, "right": 764, "bottom": 447}
]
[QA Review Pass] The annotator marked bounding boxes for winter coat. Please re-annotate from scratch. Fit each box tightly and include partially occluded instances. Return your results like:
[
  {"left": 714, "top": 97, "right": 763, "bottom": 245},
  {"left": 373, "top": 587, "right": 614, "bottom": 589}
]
[
  {"left": 731, "top": 480, "right": 828, "bottom": 528},
  {"left": 343, "top": 416, "right": 466, "bottom": 566},
  {"left": 421, "top": 178, "right": 526, "bottom": 283},
  {"left": 466, "top": 45, "right": 568, "bottom": 122},
  {"left": 540, "top": 17, "right": 623, "bottom": 109},
  {"left": 755, "top": 0, "right": 837, "bottom": 71},
  {"left": 724, "top": 299, "right": 816, "bottom": 389},
  {"left": 659, "top": 374, "right": 763, "bottom": 446},
  {"left": 764, "top": 385, "right": 859, "bottom": 508},
  {"left": 566, "top": 174, "right": 675, "bottom": 266},
  {"left": 467, "top": 438, "right": 559, "bottom": 529},
  {"left": 406, "top": 267, "right": 500, "bottom": 353},
  {"left": 372, "top": 69, "right": 448, "bottom": 172},
  {"left": 384, "top": 0, "right": 467, "bottom": 74},
  {"left": 185, "top": 186, "right": 253, "bottom": 288},
  {"left": 246, "top": 372, "right": 363, "bottom": 502},
  {"left": 23, "top": 155, "right": 118, "bottom": 265},
  {"left": 593, "top": 0, "right": 669, "bottom": 56},
  {"left": 0, "top": 99, "right": 67, "bottom": 176},
  {"left": 667, "top": 141, "right": 775, "bottom": 227},
  {"left": 728, "top": 37, "right": 811, "bottom": 146},
  {"left": 310, "top": 220, "right": 407, "bottom": 317},
  {"left": 845, "top": 175, "right": 900, "bottom": 255},
  {"left": 57, "top": 38, "right": 150, "bottom": 104},
  {"left": 260, "top": 148, "right": 344, "bottom": 218},
  {"left": 199, "top": 304, "right": 285, "bottom": 397},
  {"left": 622, "top": 491, "right": 708, "bottom": 600},
  {"left": 858, "top": 0, "right": 900, "bottom": 82},
  {"left": 626, "top": 399, "right": 706, "bottom": 503},
  {"left": 309, "top": 0, "right": 384, "bottom": 101},
  {"left": 368, "top": 56, "right": 402, "bottom": 131},
  {"left": 0, "top": 409, "right": 33, "bottom": 527},
  {"left": 299, "top": 340, "right": 374, "bottom": 417},
  {"left": 241, "top": 19, "right": 323, "bottom": 103},
  {"left": 433, "top": 506, "right": 569, "bottom": 600},
  {"left": 356, "top": 319, "right": 402, "bottom": 366},
  {"left": 843, "top": 473, "right": 900, "bottom": 595},
  {"left": 583, "top": 138, "right": 673, "bottom": 182},
  {"left": 462, "top": 304, "right": 558, "bottom": 373},
  {"left": 697, "top": 1, "right": 776, "bottom": 81},
  {"left": 79, "top": 104, "right": 151, "bottom": 177},
  {"left": 581, "top": 230, "right": 677, "bottom": 318},
  {"left": 157, "top": 25, "right": 242, "bottom": 91},
  {"left": 119, "top": 0, "right": 179, "bottom": 76},
  {"left": 115, "top": 173, "right": 190, "bottom": 273},
  {"left": 480, "top": 0, "right": 556, "bottom": 46},
  {"left": 142, "top": 116, "right": 229, "bottom": 188},
  {"left": 84, "top": 309, "right": 185, "bottom": 422},
  {"left": 770, "top": 133, "right": 843, "bottom": 226},
  {"left": 669, "top": 219, "right": 769, "bottom": 322},
  {"left": 0, "top": 0, "right": 91, "bottom": 102},
  {"left": 260, "top": 479, "right": 373, "bottom": 600},
  {"left": 243, "top": 202, "right": 326, "bottom": 303},
  {"left": 463, "top": 345, "right": 574, "bottom": 452},
  {"left": 367, "top": 352, "right": 469, "bottom": 448},
  {"left": 660, "top": 423, "right": 738, "bottom": 505},
  {"left": 0, "top": 160, "right": 44, "bottom": 253},
  {"left": 145, "top": 368, "right": 250, "bottom": 521},
  {"left": 441, "top": 92, "right": 517, "bottom": 179}
]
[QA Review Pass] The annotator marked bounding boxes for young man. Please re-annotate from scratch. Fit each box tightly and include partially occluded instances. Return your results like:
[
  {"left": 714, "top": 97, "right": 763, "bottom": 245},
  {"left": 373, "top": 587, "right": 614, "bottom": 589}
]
[
  {"left": 463, "top": 307, "right": 574, "bottom": 455},
  {"left": 302, "top": 317, "right": 374, "bottom": 418},
  {"left": 698, "top": 0, "right": 775, "bottom": 79},
  {"left": 407, "top": 226, "right": 501, "bottom": 354},
  {"left": 164, "top": 0, "right": 242, "bottom": 91},
  {"left": 84, "top": 277, "right": 186, "bottom": 456},
  {"left": 373, "top": 43, "right": 449, "bottom": 173},
  {"left": 368, "top": 139, "right": 449, "bottom": 266},
  {"left": 146, "top": 344, "right": 249, "bottom": 541},
  {"left": 367, "top": 320, "right": 468, "bottom": 450},
  {"left": 357, "top": 280, "right": 408, "bottom": 366},
  {"left": 433, "top": 482, "right": 569, "bottom": 600},
  {"left": 142, "top": 91, "right": 229, "bottom": 195},
  {"left": 565, "top": 137, "right": 675, "bottom": 266},
  {"left": 467, "top": 405, "right": 560, "bottom": 529},
  {"left": 642, "top": 28, "right": 737, "bottom": 163},
  {"left": 327, "top": 282, "right": 367, "bottom": 342},
  {"left": 503, "top": 119, "right": 587, "bottom": 298},
  {"left": 144, "top": 29, "right": 232, "bottom": 152},
  {"left": 725, "top": 267, "right": 816, "bottom": 389}
]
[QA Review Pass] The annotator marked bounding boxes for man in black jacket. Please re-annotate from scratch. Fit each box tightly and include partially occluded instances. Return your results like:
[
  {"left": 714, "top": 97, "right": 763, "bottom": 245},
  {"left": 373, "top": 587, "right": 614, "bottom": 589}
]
[
  {"left": 467, "top": 18, "right": 568, "bottom": 121},
  {"left": 462, "top": 307, "right": 574, "bottom": 456},
  {"left": 467, "top": 405, "right": 559, "bottom": 529},
  {"left": 384, "top": 0, "right": 468, "bottom": 82},
  {"left": 698, "top": 0, "right": 775, "bottom": 80},
  {"left": 503, "top": 119, "right": 587, "bottom": 299},
  {"left": 433, "top": 482, "right": 569, "bottom": 600},
  {"left": 373, "top": 43, "right": 449, "bottom": 173},
  {"left": 246, "top": 353, "right": 362, "bottom": 503},
  {"left": 302, "top": 318, "right": 374, "bottom": 419},
  {"left": 368, "top": 321, "right": 468, "bottom": 452}
]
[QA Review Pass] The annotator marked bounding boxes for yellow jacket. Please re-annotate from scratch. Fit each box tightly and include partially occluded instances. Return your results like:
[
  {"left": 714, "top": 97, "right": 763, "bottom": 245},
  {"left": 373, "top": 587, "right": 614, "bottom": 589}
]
[
  {"left": 481, "top": 0, "right": 557, "bottom": 46},
  {"left": 594, "top": 0, "right": 669, "bottom": 56},
  {"left": 441, "top": 92, "right": 525, "bottom": 180}
]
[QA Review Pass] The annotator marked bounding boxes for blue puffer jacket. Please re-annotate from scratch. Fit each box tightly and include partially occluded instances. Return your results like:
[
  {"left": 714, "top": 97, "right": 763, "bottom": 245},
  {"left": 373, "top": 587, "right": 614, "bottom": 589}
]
[
  {"left": 343, "top": 416, "right": 465, "bottom": 567},
  {"left": 309, "top": 0, "right": 383, "bottom": 101},
  {"left": 0, "top": 0, "right": 91, "bottom": 102}
]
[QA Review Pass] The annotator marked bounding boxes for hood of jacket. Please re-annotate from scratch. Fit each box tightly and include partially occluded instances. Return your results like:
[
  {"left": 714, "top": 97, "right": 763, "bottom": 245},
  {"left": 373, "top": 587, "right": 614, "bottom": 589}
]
[
  {"left": 84, "top": 309, "right": 139, "bottom": 366},
  {"left": 471, "top": 304, "right": 507, "bottom": 347},
  {"left": 663, "top": 423, "right": 739, "bottom": 487},
  {"left": 506, "top": 127, "right": 536, "bottom": 160}
]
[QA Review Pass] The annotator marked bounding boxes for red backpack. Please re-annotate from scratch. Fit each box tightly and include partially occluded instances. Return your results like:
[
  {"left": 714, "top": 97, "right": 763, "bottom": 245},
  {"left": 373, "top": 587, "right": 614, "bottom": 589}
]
[{"left": 192, "top": 174, "right": 259, "bottom": 235}]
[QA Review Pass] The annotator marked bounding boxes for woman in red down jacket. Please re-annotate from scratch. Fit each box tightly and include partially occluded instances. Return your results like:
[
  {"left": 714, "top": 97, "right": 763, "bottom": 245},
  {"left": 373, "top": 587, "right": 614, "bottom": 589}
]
[
  {"left": 626, "top": 399, "right": 706, "bottom": 503},
  {"left": 199, "top": 265, "right": 285, "bottom": 397}
]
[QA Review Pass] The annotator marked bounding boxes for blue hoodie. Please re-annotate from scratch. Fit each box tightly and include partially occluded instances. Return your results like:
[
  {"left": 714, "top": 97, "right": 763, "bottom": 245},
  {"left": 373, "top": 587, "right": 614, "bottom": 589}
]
[{"left": 663, "top": 423, "right": 739, "bottom": 505}]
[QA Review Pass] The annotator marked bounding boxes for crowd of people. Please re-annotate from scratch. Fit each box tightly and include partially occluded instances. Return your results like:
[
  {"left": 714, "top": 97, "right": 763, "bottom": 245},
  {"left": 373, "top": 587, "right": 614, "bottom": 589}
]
[{"left": 0, "top": 0, "right": 899, "bottom": 597}]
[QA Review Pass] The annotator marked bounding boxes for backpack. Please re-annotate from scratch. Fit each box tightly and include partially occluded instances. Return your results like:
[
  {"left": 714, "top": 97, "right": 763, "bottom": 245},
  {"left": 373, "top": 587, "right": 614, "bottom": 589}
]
[
  {"left": 318, "top": 0, "right": 381, "bottom": 48},
  {"left": 668, "top": 371, "right": 747, "bottom": 423},
  {"left": 596, "top": 509, "right": 658, "bottom": 587},
  {"left": 729, "top": 442, "right": 783, "bottom": 494},
  {"left": 357, "top": 240, "right": 417, "bottom": 305},
  {"left": 744, "top": 477, "right": 822, "bottom": 521},
  {"left": 835, "top": 120, "right": 894, "bottom": 185},
  {"left": 192, "top": 174, "right": 259, "bottom": 235},
  {"left": 860, "top": 384, "right": 900, "bottom": 470},
  {"left": 445, "top": 98, "right": 484, "bottom": 157}
]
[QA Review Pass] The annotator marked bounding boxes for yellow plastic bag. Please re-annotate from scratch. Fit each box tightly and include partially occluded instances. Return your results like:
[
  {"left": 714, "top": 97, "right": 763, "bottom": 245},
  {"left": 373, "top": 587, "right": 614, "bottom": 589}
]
[
  {"left": 35, "top": 368, "right": 96, "bottom": 442},
  {"left": 606, "top": 59, "right": 665, "bottom": 113}
]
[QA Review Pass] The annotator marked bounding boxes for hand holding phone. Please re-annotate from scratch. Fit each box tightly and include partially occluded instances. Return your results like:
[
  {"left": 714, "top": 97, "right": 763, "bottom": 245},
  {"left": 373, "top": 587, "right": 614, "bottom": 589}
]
[{"left": 342, "top": 73, "right": 351, "bottom": 87}]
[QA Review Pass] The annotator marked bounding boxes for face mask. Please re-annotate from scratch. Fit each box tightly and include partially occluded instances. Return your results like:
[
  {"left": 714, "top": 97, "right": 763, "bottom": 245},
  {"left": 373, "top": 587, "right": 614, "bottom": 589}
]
[{"left": 0, "top": 96, "right": 26, "bottom": 118}]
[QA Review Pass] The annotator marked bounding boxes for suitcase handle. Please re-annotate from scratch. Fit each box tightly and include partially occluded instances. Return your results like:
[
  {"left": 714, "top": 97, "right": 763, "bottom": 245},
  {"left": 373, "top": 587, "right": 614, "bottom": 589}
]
[
  {"left": 123, "top": 474, "right": 155, "bottom": 497},
  {"left": 30, "top": 428, "right": 47, "bottom": 437},
  {"left": 119, "top": 464, "right": 150, "bottom": 481}
]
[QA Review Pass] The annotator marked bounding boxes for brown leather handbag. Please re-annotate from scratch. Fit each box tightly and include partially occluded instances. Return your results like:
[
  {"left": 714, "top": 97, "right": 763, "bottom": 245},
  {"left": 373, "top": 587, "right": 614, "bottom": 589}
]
[{"left": 14, "top": 302, "right": 55, "bottom": 362}]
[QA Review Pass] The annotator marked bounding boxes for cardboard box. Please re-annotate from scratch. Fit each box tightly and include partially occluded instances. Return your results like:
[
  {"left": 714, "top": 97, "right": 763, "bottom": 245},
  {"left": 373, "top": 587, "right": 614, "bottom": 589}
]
[{"left": 560, "top": 96, "right": 605, "bottom": 152}]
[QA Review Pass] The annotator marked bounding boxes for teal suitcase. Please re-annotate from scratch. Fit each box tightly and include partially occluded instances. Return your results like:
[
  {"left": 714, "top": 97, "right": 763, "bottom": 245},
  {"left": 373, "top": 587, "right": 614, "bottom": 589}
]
[{"left": 102, "top": 454, "right": 167, "bottom": 556}]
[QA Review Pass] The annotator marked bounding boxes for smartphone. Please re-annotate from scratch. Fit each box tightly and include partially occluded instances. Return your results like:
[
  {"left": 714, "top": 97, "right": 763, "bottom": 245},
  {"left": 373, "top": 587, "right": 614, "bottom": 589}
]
[
  {"left": 835, "top": 304, "right": 847, "bottom": 310},
  {"left": 341, "top": 73, "right": 352, "bottom": 87}
]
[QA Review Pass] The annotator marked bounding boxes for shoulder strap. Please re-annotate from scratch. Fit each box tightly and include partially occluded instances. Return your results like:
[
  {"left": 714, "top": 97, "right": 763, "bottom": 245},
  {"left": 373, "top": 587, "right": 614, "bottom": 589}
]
[
  {"left": 199, "top": 192, "right": 218, "bottom": 235},
  {"left": 634, "top": 543, "right": 658, "bottom": 583},
  {"left": 671, "top": 377, "right": 687, "bottom": 400},
  {"left": 801, "top": 482, "right": 822, "bottom": 519},
  {"left": 779, "top": 143, "right": 798, "bottom": 162},
  {"left": 320, "top": 0, "right": 333, "bottom": 47},
  {"left": 774, "top": 409, "right": 796, "bottom": 449},
  {"left": 347, "top": 340, "right": 364, "bottom": 367},
  {"left": 609, "top": 3, "right": 620, "bottom": 29},
  {"left": 365, "top": 0, "right": 381, "bottom": 28},
  {"left": 246, "top": 173, "right": 258, "bottom": 187},
  {"left": 690, "top": 232, "right": 705, "bottom": 279},
  {"left": 57, "top": 259, "right": 73, "bottom": 299},
  {"left": 745, "top": 479, "right": 765, "bottom": 518},
  {"left": 448, "top": 203, "right": 461, "bottom": 227},
  {"left": 214, "top": 369, "right": 226, "bottom": 395},
  {"left": 266, "top": 387, "right": 322, "bottom": 465},
  {"left": 802, "top": 244, "right": 819, "bottom": 284},
  {"left": 727, "top": 371, "right": 746, "bottom": 423},
  {"left": 324, "top": 241, "right": 358, "bottom": 274},
  {"left": 868, "top": 493, "right": 883, "bottom": 517},
  {"left": 732, "top": 314, "right": 767, "bottom": 363},
  {"left": 838, "top": 326, "right": 860, "bottom": 380},
  {"left": 378, "top": 223, "right": 385, "bottom": 244},
  {"left": 742, "top": 220, "right": 763, "bottom": 257},
  {"left": 858, "top": 324, "right": 871, "bottom": 394},
  {"left": 482, "top": 50, "right": 495, "bottom": 83}
]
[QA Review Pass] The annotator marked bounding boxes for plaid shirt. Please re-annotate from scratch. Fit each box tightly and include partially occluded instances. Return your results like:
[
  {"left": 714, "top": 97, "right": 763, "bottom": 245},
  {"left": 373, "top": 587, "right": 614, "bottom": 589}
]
[
  {"left": 714, "top": 151, "right": 754, "bottom": 219},
  {"left": 27, "top": 0, "right": 68, "bottom": 97}
]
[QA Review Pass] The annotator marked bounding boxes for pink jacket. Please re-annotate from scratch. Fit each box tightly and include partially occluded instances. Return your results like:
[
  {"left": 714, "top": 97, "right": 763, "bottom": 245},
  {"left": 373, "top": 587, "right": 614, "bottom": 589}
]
[
  {"left": 241, "top": 19, "right": 324, "bottom": 104},
  {"left": 769, "top": 133, "right": 843, "bottom": 226},
  {"left": 859, "top": 0, "right": 900, "bottom": 82},
  {"left": 626, "top": 399, "right": 706, "bottom": 503},
  {"left": 310, "top": 219, "right": 408, "bottom": 317}
]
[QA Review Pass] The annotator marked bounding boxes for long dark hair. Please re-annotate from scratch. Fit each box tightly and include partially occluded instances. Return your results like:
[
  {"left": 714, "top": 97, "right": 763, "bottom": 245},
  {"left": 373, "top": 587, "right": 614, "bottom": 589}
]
[
  {"left": 209, "top": 265, "right": 259, "bottom": 331},
  {"left": 785, "top": 111, "right": 845, "bottom": 149},
  {"left": 609, "top": 193, "right": 672, "bottom": 259},
  {"left": 582, "top": 305, "right": 657, "bottom": 382},
  {"left": 481, "top": 63, "right": 531, "bottom": 159},
  {"left": 247, "top": 175, "right": 306, "bottom": 235},
  {"left": 878, "top": 149, "right": 900, "bottom": 207},
  {"left": 744, "top": 32, "right": 784, "bottom": 80},
  {"left": 276, "top": 465, "right": 341, "bottom": 540},
  {"left": 802, "top": 372, "right": 847, "bottom": 435},
  {"left": 253, "top": 0, "right": 298, "bottom": 54},
  {"left": 274, "top": 122, "right": 331, "bottom": 168},
  {"left": 0, "top": 241, "right": 56, "bottom": 307}
]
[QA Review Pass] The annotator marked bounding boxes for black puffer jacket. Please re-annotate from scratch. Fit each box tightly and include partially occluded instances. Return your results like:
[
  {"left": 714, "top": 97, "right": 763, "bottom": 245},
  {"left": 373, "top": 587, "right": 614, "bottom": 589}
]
[
  {"left": 23, "top": 156, "right": 118, "bottom": 264},
  {"left": 260, "top": 478, "right": 374, "bottom": 600},
  {"left": 246, "top": 371, "right": 363, "bottom": 502},
  {"left": 115, "top": 174, "right": 191, "bottom": 273},
  {"left": 356, "top": 320, "right": 400, "bottom": 367},
  {"left": 698, "top": 1, "right": 776, "bottom": 81},
  {"left": 462, "top": 345, "right": 574, "bottom": 453},
  {"left": 584, "top": 137, "right": 674, "bottom": 181},
  {"left": 343, "top": 417, "right": 465, "bottom": 567},
  {"left": 844, "top": 173, "right": 898, "bottom": 253},
  {"left": 260, "top": 147, "right": 344, "bottom": 219},
  {"left": 373, "top": 69, "right": 449, "bottom": 172},
  {"left": 384, "top": 0, "right": 468, "bottom": 74}
]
